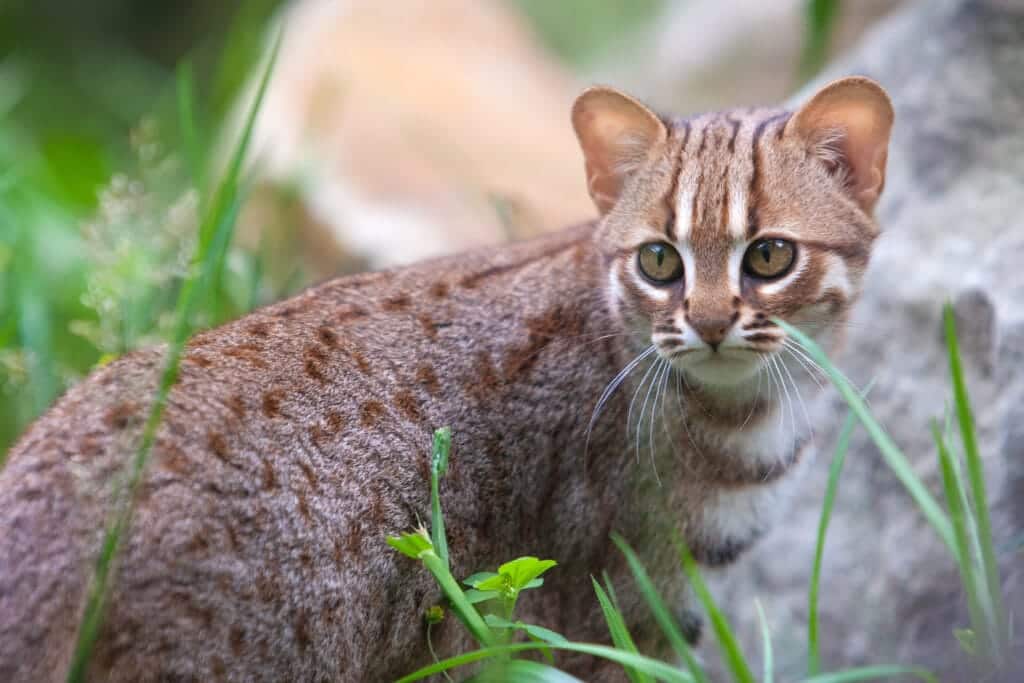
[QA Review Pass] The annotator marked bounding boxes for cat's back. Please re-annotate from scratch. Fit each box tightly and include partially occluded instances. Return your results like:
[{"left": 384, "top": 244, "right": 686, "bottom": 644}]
[{"left": 0, "top": 223, "right": 598, "bottom": 681}]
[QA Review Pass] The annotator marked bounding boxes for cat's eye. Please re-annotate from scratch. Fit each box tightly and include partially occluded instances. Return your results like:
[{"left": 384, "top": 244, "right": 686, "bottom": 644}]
[
  {"left": 637, "top": 243, "right": 684, "bottom": 284},
  {"left": 742, "top": 239, "right": 796, "bottom": 279}
]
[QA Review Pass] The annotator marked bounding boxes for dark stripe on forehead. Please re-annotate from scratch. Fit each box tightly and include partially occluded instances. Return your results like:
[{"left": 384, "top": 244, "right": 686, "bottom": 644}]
[
  {"left": 746, "top": 112, "right": 791, "bottom": 239},
  {"left": 726, "top": 114, "right": 741, "bottom": 153},
  {"left": 664, "top": 121, "right": 692, "bottom": 242}
]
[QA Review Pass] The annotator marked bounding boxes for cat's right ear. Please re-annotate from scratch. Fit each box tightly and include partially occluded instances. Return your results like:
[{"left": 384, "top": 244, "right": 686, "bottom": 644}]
[{"left": 572, "top": 87, "right": 667, "bottom": 215}]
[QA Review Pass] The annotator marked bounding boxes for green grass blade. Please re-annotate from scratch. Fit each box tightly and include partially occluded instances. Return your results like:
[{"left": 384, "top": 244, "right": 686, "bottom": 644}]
[
  {"left": 472, "top": 659, "right": 583, "bottom": 682},
  {"left": 672, "top": 537, "right": 755, "bottom": 683},
  {"left": 801, "top": 665, "right": 937, "bottom": 683},
  {"left": 419, "top": 550, "right": 495, "bottom": 647},
  {"left": 808, "top": 410, "right": 857, "bottom": 675},
  {"left": 933, "top": 421, "right": 992, "bottom": 658},
  {"left": 396, "top": 642, "right": 695, "bottom": 683},
  {"left": 592, "top": 576, "right": 653, "bottom": 683},
  {"left": 755, "top": 600, "right": 773, "bottom": 683},
  {"left": 776, "top": 320, "right": 955, "bottom": 554},
  {"left": 430, "top": 427, "right": 452, "bottom": 568},
  {"left": 65, "top": 30, "right": 283, "bottom": 683},
  {"left": 611, "top": 534, "right": 709, "bottom": 683},
  {"left": 943, "top": 304, "right": 1006, "bottom": 654}
]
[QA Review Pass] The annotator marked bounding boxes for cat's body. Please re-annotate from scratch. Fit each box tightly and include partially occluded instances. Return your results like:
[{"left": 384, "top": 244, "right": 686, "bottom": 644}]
[{"left": 0, "top": 80, "right": 892, "bottom": 681}]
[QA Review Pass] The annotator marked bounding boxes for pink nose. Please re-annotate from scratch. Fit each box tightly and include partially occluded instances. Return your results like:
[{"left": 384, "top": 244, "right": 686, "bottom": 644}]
[{"left": 690, "top": 316, "right": 732, "bottom": 350}]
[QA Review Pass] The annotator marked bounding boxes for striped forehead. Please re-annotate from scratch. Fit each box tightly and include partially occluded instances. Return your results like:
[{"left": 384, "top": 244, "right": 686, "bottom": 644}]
[{"left": 671, "top": 110, "right": 790, "bottom": 248}]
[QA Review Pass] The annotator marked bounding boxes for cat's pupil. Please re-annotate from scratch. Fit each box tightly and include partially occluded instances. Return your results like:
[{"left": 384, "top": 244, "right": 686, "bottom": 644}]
[
  {"left": 758, "top": 243, "right": 772, "bottom": 263},
  {"left": 656, "top": 248, "right": 665, "bottom": 266}
]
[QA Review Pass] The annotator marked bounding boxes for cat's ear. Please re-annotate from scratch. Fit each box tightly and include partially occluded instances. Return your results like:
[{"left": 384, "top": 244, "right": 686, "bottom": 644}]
[
  {"left": 786, "top": 76, "right": 894, "bottom": 213},
  {"left": 572, "top": 87, "right": 667, "bottom": 215}
]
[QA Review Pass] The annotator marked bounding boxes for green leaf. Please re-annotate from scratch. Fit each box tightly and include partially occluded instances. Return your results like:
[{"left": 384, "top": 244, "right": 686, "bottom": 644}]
[
  {"left": 465, "top": 572, "right": 500, "bottom": 587},
  {"left": 808, "top": 410, "right": 857, "bottom": 675},
  {"left": 498, "top": 556, "right": 558, "bottom": 591},
  {"left": 395, "top": 642, "right": 696, "bottom": 683},
  {"left": 430, "top": 427, "right": 452, "bottom": 567},
  {"left": 612, "top": 534, "right": 709, "bottom": 683},
  {"left": 484, "top": 615, "right": 569, "bottom": 646},
  {"left": 433, "top": 426, "right": 452, "bottom": 477},
  {"left": 592, "top": 576, "right": 653, "bottom": 683},
  {"left": 798, "top": 0, "right": 841, "bottom": 81},
  {"left": 387, "top": 529, "right": 434, "bottom": 560},
  {"left": 465, "top": 589, "right": 501, "bottom": 605}
]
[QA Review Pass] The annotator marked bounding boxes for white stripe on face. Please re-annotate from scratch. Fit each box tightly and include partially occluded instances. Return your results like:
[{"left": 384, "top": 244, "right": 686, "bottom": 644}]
[
  {"left": 727, "top": 185, "right": 748, "bottom": 241},
  {"left": 674, "top": 187, "right": 695, "bottom": 241},
  {"left": 626, "top": 256, "right": 671, "bottom": 303},
  {"left": 816, "top": 253, "right": 852, "bottom": 300}
]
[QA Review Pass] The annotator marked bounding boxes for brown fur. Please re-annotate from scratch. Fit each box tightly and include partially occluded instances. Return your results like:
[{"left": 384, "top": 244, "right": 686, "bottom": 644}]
[{"left": 0, "top": 79, "right": 891, "bottom": 681}]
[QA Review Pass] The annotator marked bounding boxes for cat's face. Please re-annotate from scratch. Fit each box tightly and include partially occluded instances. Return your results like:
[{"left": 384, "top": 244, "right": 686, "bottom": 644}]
[{"left": 573, "top": 78, "right": 893, "bottom": 389}]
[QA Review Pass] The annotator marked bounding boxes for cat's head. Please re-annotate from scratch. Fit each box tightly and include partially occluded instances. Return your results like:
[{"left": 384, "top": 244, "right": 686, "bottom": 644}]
[{"left": 573, "top": 77, "right": 893, "bottom": 389}]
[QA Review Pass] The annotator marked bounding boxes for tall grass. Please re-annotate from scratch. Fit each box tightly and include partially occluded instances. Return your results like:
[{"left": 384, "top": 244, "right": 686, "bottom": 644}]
[
  {"left": 64, "top": 29, "right": 282, "bottom": 683},
  {"left": 391, "top": 306, "right": 1005, "bottom": 682}
]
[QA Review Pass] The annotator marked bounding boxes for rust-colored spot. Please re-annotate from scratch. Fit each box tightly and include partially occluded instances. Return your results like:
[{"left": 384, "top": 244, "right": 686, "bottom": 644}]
[
  {"left": 296, "top": 489, "right": 312, "bottom": 522},
  {"left": 326, "top": 410, "right": 345, "bottom": 434},
  {"left": 502, "top": 304, "right": 585, "bottom": 382},
  {"left": 369, "top": 490, "right": 384, "bottom": 524},
  {"left": 382, "top": 293, "right": 411, "bottom": 311},
  {"left": 317, "top": 326, "right": 339, "bottom": 348},
  {"left": 336, "top": 306, "right": 368, "bottom": 324},
  {"left": 392, "top": 390, "right": 423, "bottom": 422},
  {"left": 223, "top": 345, "right": 267, "bottom": 369},
  {"left": 304, "top": 359, "right": 327, "bottom": 384},
  {"left": 430, "top": 281, "right": 449, "bottom": 298},
  {"left": 225, "top": 523, "right": 240, "bottom": 552},
  {"left": 160, "top": 443, "right": 191, "bottom": 475},
  {"left": 212, "top": 656, "right": 227, "bottom": 678},
  {"left": 189, "top": 354, "right": 214, "bottom": 368},
  {"left": 299, "top": 549, "right": 313, "bottom": 568},
  {"left": 104, "top": 401, "right": 139, "bottom": 430},
  {"left": 416, "top": 453, "right": 430, "bottom": 482},
  {"left": 248, "top": 321, "right": 271, "bottom": 338},
  {"left": 208, "top": 431, "right": 231, "bottom": 463},
  {"left": 298, "top": 460, "right": 318, "bottom": 491},
  {"left": 261, "top": 458, "right": 277, "bottom": 490},
  {"left": 346, "top": 523, "right": 362, "bottom": 553},
  {"left": 262, "top": 389, "right": 285, "bottom": 418},
  {"left": 277, "top": 305, "right": 301, "bottom": 319},
  {"left": 360, "top": 400, "right": 385, "bottom": 427},
  {"left": 187, "top": 531, "right": 210, "bottom": 554},
  {"left": 226, "top": 394, "right": 247, "bottom": 420},
  {"left": 229, "top": 626, "right": 246, "bottom": 657},
  {"left": 332, "top": 538, "right": 344, "bottom": 568},
  {"left": 309, "top": 423, "right": 327, "bottom": 446},
  {"left": 79, "top": 435, "right": 104, "bottom": 458},
  {"left": 416, "top": 365, "right": 440, "bottom": 395},
  {"left": 294, "top": 610, "right": 311, "bottom": 651},
  {"left": 467, "top": 351, "right": 501, "bottom": 399},
  {"left": 306, "top": 345, "right": 328, "bottom": 363},
  {"left": 256, "top": 574, "right": 280, "bottom": 603},
  {"left": 416, "top": 313, "right": 437, "bottom": 339},
  {"left": 346, "top": 344, "right": 371, "bottom": 374}
]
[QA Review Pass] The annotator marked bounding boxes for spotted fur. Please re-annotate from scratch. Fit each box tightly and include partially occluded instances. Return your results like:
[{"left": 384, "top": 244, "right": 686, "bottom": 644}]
[{"left": 0, "top": 78, "right": 892, "bottom": 681}]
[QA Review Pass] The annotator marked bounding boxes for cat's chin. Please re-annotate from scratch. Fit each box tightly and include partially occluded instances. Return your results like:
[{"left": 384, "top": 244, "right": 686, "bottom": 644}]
[{"left": 674, "top": 349, "right": 763, "bottom": 389}]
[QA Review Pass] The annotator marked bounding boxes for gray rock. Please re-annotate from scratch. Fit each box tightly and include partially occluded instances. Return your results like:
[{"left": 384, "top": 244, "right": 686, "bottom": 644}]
[{"left": 708, "top": 0, "right": 1024, "bottom": 679}]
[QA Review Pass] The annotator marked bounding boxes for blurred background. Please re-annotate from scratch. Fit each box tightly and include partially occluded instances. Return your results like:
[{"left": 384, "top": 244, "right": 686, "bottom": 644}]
[
  {"left": 7, "top": 2, "right": 1024, "bottom": 681},
  {"left": 0, "top": 0, "right": 904, "bottom": 454}
]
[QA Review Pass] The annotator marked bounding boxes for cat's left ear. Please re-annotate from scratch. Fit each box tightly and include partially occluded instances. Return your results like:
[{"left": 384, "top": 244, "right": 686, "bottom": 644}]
[
  {"left": 786, "top": 76, "right": 894, "bottom": 213},
  {"left": 572, "top": 87, "right": 668, "bottom": 215}
]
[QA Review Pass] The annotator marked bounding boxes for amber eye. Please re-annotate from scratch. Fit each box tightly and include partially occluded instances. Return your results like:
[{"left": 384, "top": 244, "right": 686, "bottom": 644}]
[
  {"left": 637, "top": 243, "right": 684, "bottom": 284},
  {"left": 742, "top": 239, "right": 796, "bottom": 279}
]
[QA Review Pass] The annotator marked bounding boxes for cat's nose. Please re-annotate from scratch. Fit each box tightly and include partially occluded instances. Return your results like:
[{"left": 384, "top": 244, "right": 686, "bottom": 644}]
[{"left": 690, "top": 316, "right": 732, "bottom": 351}]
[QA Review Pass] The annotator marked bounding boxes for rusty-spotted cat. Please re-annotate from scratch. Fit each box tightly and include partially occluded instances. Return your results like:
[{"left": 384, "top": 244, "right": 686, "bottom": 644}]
[{"left": 0, "top": 76, "right": 892, "bottom": 681}]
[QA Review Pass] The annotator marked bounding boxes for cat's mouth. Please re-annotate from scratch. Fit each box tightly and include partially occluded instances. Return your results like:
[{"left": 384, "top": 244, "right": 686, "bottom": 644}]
[{"left": 666, "top": 345, "right": 766, "bottom": 386}]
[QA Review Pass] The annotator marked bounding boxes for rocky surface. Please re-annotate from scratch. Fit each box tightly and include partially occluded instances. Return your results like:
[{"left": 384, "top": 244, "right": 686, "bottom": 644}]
[{"left": 709, "top": 0, "right": 1024, "bottom": 678}]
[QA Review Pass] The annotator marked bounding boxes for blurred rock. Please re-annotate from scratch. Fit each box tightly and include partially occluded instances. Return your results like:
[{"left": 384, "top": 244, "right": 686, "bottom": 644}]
[
  {"left": 239, "top": 0, "right": 594, "bottom": 280},
  {"left": 605, "top": 0, "right": 905, "bottom": 114},
  {"left": 711, "top": 0, "right": 1024, "bottom": 679}
]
